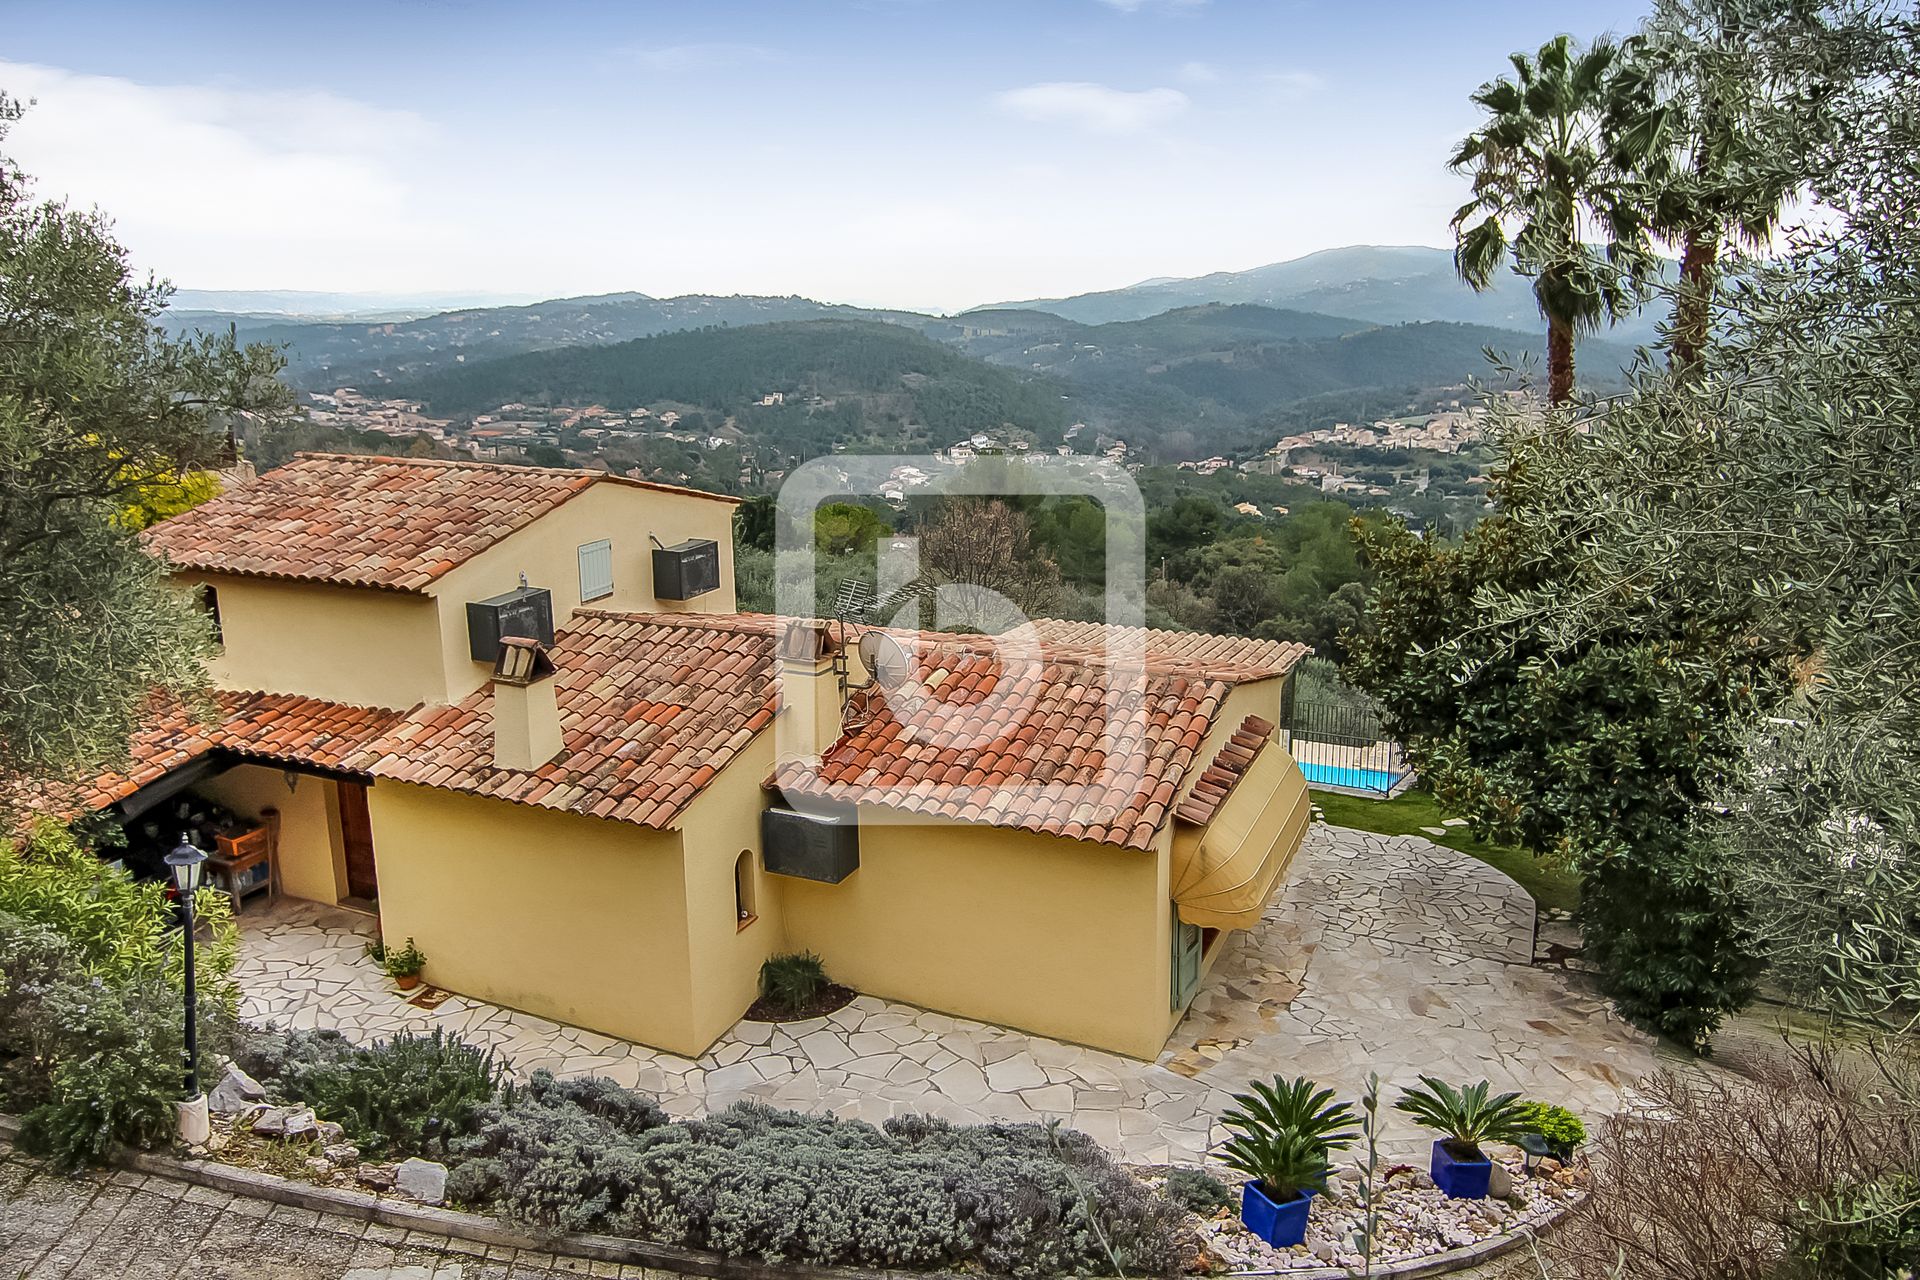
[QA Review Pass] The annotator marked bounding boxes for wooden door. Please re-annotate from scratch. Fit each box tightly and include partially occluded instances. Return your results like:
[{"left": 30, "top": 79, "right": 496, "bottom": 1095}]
[{"left": 337, "top": 781, "right": 378, "bottom": 902}]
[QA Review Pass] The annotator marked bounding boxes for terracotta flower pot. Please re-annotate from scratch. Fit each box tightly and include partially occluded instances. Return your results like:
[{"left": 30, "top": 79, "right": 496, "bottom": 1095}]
[{"left": 395, "top": 973, "right": 421, "bottom": 991}]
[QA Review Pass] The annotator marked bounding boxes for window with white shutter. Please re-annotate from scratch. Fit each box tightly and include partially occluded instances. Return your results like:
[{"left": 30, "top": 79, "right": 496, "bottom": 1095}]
[{"left": 578, "top": 539, "right": 614, "bottom": 602}]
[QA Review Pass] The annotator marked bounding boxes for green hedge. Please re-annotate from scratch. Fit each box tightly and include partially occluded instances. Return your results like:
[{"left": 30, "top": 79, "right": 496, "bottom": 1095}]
[
  {"left": 234, "top": 1026, "right": 501, "bottom": 1157},
  {"left": 0, "top": 915, "right": 191, "bottom": 1169}
]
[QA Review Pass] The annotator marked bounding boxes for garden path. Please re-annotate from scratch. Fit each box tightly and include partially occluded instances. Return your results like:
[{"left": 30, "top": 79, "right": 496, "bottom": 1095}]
[{"left": 234, "top": 822, "right": 1665, "bottom": 1166}]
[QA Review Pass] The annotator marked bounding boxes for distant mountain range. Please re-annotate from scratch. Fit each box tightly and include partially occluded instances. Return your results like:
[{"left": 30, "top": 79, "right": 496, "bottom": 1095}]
[
  {"left": 974, "top": 245, "right": 1668, "bottom": 346},
  {"left": 163, "top": 294, "right": 935, "bottom": 388},
  {"left": 379, "top": 302, "right": 1633, "bottom": 463},
  {"left": 172, "top": 244, "right": 1672, "bottom": 377},
  {"left": 166, "top": 245, "right": 1654, "bottom": 461}
]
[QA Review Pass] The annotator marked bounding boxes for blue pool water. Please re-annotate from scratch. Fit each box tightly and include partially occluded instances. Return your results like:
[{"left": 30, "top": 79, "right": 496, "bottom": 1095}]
[{"left": 1298, "top": 762, "right": 1405, "bottom": 793}]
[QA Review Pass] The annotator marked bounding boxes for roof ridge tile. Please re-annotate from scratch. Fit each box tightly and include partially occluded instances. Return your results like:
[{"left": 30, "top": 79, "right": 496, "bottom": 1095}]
[{"left": 1171, "top": 714, "right": 1277, "bottom": 828}]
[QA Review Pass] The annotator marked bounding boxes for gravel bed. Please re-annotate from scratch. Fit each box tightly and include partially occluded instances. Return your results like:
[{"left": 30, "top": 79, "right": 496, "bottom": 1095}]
[{"left": 1157, "top": 1151, "right": 1588, "bottom": 1273}]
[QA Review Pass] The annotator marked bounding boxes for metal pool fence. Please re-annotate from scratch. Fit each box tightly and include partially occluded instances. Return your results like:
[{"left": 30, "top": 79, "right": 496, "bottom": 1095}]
[{"left": 1280, "top": 697, "right": 1412, "bottom": 796}]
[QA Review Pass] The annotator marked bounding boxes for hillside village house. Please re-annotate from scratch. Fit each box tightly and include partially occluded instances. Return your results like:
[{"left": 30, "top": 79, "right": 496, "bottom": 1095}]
[{"left": 51, "top": 454, "right": 1311, "bottom": 1060}]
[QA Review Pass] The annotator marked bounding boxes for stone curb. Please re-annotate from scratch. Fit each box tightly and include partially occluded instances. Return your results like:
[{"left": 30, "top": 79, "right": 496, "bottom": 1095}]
[
  {"left": 0, "top": 1113, "right": 933, "bottom": 1280},
  {"left": 1242, "top": 1215, "right": 1554, "bottom": 1280},
  {"left": 0, "top": 1112, "right": 1566, "bottom": 1279}
]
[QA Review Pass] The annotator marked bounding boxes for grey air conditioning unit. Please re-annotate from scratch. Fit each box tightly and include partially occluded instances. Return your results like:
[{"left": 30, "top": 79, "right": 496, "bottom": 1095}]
[
  {"left": 761, "top": 807, "right": 859, "bottom": 883},
  {"left": 653, "top": 538, "right": 721, "bottom": 600},
  {"left": 467, "top": 586, "right": 555, "bottom": 663}
]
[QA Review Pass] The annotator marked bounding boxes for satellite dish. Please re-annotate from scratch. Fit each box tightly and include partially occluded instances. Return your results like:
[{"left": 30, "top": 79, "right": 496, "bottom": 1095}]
[{"left": 857, "top": 631, "right": 912, "bottom": 689}]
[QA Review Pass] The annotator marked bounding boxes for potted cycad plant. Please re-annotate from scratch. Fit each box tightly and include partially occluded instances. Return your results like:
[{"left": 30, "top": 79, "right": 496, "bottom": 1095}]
[
  {"left": 1394, "top": 1076, "right": 1528, "bottom": 1199},
  {"left": 1218, "top": 1076, "right": 1358, "bottom": 1247}
]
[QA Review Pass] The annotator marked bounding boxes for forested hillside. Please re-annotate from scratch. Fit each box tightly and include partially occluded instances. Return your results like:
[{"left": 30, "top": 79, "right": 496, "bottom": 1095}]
[
  {"left": 394, "top": 319, "right": 1073, "bottom": 448},
  {"left": 1144, "top": 319, "right": 1619, "bottom": 414},
  {"left": 389, "top": 301, "right": 1629, "bottom": 465},
  {"left": 942, "top": 304, "right": 1634, "bottom": 457},
  {"left": 167, "top": 294, "right": 933, "bottom": 389},
  {"left": 943, "top": 303, "right": 1368, "bottom": 360}
]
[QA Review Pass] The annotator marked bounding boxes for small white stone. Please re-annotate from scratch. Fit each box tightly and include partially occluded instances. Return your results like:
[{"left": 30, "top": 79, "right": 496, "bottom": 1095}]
[{"left": 393, "top": 1157, "right": 447, "bottom": 1206}]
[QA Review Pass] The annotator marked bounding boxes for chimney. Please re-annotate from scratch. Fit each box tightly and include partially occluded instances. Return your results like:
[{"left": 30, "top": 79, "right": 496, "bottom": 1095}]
[
  {"left": 490, "top": 636, "right": 563, "bottom": 771},
  {"left": 776, "top": 620, "right": 846, "bottom": 763}
]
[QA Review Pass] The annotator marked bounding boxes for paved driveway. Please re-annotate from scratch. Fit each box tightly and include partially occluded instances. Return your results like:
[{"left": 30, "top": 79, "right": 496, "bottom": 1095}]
[
  {"left": 0, "top": 1153, "right": 597, "bottom": 1279},
  {"left": 235, "top": 821, "right": 1662, "bottom": 1164}
]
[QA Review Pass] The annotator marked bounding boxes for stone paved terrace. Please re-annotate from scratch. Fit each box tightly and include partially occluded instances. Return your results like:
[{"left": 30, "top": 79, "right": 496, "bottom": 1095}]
[{"left": 235, "top": 821, "right": 1665, "bottom": 1165}]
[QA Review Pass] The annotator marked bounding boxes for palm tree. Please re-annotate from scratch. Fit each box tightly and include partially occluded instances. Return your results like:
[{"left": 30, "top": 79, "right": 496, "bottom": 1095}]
[
  {"left": 1610, "top": 0, "right": 1841, "bottom": 368},
  {"left": 1450, "top": 34, "right": 1657, "bottom": 406}
]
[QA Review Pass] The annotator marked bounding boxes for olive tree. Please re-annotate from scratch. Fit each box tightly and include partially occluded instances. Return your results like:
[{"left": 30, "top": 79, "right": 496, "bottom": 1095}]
[
  {"left": 1347, "top": 0, "right": 1910, "bottom": 1046},
  {"left": 1515, "top": 3, "right": 1920, "bottom": 1022},
  {"left": 0, "top": 92, "right": 289, "bottom": 783}
]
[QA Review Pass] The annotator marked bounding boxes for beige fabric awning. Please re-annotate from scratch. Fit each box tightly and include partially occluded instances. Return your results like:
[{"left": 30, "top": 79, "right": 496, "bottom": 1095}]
[{"left": 1171, "top": 744, "right": 1310, "bottom": 931}]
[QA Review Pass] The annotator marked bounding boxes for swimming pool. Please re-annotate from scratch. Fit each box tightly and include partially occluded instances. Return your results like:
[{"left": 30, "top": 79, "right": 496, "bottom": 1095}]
[{"left": 1298, "top": 762, "right": 1406, "bottom": 794}]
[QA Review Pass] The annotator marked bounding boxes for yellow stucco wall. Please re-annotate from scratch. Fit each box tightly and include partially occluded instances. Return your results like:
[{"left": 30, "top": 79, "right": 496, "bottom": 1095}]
[
  {"left": 429, "top": 482, "right": 739, "bottom": 704},
  {"left": 191, "top": 573, "right": 442, "bottom": 710},
  {"left": 344, "top": 670, "right": 1306, "bottom": 1061},
  {"left": 196, "top": 763, "right": 348, "bottom": 904},
  {"left": 675, "top": 728, "right": 784, "bottom": 1050},
  {"left": 775, "top": 816, "right": 1173, "bottom": 1058},
  {"left": 181, "top": 479, "right": 738, "bottom": 711},
  {"left": 366, "top": 781, "right": 704, "bottom": 1054},
  {"left": 198, "top": 658, "right": 1303, "bottom": 1065}
]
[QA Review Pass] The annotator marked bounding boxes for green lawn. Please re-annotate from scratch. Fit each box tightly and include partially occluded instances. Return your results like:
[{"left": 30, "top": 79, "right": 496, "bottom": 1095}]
[{"left": 1311, "top": 787, "right": 1581, "bottom": 915}]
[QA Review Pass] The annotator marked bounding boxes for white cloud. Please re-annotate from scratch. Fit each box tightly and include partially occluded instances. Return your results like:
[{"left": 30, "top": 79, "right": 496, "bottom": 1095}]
[
  {"left": 994, "top": 82, "right": 1190, "bottom": 134},
  {"left": 625, "top": 43, "right": 779, "bottom": 73},
  {"left": 1176, "top": 61, "right": 1220, "bottom": 84},
  {"left": 0, "top": 60, "right": 450, "bottom": 283}
]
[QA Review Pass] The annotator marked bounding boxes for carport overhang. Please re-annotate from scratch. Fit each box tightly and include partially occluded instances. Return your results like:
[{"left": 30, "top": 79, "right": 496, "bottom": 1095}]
[{"left": 109, "top": 750, "right": 373, "bottom": 823}]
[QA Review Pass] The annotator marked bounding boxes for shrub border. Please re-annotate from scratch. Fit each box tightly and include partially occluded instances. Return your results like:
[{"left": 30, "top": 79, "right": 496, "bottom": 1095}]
[{"left": 0, "top": 1113, "right": 1566, "bottom": 1280}]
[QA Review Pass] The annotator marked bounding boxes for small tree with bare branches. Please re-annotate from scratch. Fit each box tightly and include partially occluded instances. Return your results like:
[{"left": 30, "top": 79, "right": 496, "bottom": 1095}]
[{"left": 915, "top": 499, "right": 1063, "bottom": 633}]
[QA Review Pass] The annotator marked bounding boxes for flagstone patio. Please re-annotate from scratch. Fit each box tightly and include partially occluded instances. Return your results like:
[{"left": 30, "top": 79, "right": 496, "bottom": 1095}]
[{"left": 234, "top": 820, "right": 1664, "bottom": 1166}]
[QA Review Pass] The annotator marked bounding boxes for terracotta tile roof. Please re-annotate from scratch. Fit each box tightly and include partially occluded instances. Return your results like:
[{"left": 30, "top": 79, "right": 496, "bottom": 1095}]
[
  {"left": 1027, "top": 620, "right": 1309, "bottom": 680},
  {"left": 356, "top": 611, "right": 1296, "bottom": 847},
  {"left": 7, "top": 691, "right": 405, "bottom": 823},
  {"left": 9, "top": 612, "right": 1293, "bottom": 856},
  {"left": 771, "top": 634, "right": 1234, "bottom": 851},
  {"left": 144, "top": 453, "right": 738, "bottom": 594},
  {"left": 215, "top": 693, "right": 408, "bottom": 772},
  {"left": 363, "top": 611, "right": 778, "bottom": 829},
  {"left": 1174, "top": 714, "right": 1276, "bottom": 826}
]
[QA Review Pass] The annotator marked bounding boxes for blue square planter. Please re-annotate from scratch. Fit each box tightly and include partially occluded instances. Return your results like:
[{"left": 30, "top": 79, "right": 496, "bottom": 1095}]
[
  {"left": 1430, "top": 1139, "right": 1493, "bottom": 1199},
  {"left": 1240, "top": 1181, "right": 1313, "bottom": 1248}
]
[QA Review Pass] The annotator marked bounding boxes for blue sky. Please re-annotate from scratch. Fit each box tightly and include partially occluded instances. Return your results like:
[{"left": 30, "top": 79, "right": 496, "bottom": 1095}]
[{"left": 2, "top": 0, "right": 1652, "bottom": 311}]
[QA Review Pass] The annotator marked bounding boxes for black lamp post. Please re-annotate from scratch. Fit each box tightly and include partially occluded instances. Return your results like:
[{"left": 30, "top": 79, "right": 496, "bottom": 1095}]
[{"left": 164, "top": 834, "right": 208, "bottom": 1099}]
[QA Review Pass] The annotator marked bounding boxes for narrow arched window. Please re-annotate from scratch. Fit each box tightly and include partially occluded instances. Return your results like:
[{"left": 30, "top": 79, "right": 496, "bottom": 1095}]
[{"left": 734, "top": 850, "right": 757, "bottom": 929}]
